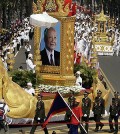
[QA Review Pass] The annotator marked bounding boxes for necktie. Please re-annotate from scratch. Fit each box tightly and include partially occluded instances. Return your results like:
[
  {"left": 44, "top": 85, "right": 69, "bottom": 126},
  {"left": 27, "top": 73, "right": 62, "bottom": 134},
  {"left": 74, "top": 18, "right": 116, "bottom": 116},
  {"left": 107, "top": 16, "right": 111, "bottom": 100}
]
[{"left": 50, "top": 54, "right": 54, "bottom": 65}]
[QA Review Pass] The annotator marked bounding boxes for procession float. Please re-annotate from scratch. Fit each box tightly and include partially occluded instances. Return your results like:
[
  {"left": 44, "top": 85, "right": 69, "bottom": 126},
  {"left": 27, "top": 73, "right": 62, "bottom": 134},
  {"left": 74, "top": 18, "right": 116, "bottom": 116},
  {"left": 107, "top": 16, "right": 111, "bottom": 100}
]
[
  {"left": 93, "top": 7, "right": 115, "bottom": 56},
  {"left": 0, "top": 0, "right": 110, "bottom": 124}
]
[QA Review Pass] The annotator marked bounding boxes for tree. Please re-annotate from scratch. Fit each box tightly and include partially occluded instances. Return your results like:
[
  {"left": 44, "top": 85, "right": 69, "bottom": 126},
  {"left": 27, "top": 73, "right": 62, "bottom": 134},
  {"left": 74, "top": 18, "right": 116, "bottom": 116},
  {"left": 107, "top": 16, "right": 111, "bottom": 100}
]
[
  {"left": 0, "top": 0, "right": 17, "bottom": 28},
  {"left": 24, "top": 0, "right": 34, "bottom": 17},
  {"left": 0, "top": 0, "right": 33, "bottom": 29}
]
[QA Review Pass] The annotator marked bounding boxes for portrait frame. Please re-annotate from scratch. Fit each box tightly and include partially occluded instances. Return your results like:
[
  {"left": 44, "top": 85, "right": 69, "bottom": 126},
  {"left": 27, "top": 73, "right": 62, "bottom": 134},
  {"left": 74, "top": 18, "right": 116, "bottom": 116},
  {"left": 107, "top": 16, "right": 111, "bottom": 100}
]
[
  {"left": 33, "top": 1, "right": 76, "bottom": 86},
  {"left": 40, "top": 21, "right": 61, "bottom": 68}
]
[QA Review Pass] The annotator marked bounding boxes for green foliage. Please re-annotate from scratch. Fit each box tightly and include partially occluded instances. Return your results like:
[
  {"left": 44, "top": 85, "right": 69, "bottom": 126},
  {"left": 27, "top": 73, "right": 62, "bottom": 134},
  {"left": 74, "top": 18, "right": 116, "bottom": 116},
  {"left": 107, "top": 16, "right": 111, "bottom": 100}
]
[
  {"left": 74, "top": 63, "right": 97, "bottom": 89},
  {"left": 9, "top": 70, "right": 37, "bottom": 88},
  {"left": 8, "top": 63, "right": 96, "bottom": 89}
]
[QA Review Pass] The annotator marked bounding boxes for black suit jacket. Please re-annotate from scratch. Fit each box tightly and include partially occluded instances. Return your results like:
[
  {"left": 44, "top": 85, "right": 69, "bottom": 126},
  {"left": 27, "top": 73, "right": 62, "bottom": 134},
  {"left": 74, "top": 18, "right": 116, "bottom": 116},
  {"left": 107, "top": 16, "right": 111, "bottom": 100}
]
[{"left": 40, "top": 48, "right": 60, "bottom": 66}]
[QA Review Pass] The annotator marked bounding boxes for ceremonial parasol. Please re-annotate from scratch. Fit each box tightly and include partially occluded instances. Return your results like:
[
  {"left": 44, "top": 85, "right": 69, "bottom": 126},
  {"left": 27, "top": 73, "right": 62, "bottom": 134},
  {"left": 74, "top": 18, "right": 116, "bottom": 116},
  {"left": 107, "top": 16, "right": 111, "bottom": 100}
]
[{"left": 30, "top": 12, "right": 58, "bottom": 28}]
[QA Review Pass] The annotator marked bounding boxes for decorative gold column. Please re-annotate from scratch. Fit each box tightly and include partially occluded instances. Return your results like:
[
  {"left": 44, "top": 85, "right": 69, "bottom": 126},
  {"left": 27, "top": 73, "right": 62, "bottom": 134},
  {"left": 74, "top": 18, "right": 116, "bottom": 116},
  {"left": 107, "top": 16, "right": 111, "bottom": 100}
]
[
  {"left": 104, "top": 22, "right": 106, "bottom": 32},
  {"left": 60, "top": 16, "right": 76, "bottom": 85},
  {"left": 34, "top": 27, "right": 42, "bottom": 96},
  {"left": 6, "top": 47, "right": 15, "bottom": 71},
  {"left": 34, "top": 27, "right": 41, "bottom": 75},
  {"left": 90, "top": 39, "right": 98, "bottom": 68},
  {"left": 98, "top": 22, "right": 100, "bottom": 32},
  {"left": 112, "top": 18, "right": 115, "bottom": 27}
]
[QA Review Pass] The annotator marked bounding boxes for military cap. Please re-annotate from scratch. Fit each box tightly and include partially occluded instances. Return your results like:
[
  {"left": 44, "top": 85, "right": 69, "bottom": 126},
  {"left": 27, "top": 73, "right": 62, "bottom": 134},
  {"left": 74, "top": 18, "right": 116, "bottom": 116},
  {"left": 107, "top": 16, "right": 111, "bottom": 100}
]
[
  {"left": 97, "top": 90, "right": 102, "bottom": 94},
  {"left": 114, "top": 91, "right": 119, "bottom": 95}
]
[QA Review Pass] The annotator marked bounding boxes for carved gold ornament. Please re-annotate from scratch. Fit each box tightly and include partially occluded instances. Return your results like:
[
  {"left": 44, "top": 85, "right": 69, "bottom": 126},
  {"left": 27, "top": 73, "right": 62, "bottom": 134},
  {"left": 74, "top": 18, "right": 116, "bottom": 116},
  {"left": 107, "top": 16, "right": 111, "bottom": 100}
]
[
  {"left": 32, "top": 0, "right": 70, "bottom": 17},
  {"left": 45, "top": 0, "right": 57, "bottom": 12}
]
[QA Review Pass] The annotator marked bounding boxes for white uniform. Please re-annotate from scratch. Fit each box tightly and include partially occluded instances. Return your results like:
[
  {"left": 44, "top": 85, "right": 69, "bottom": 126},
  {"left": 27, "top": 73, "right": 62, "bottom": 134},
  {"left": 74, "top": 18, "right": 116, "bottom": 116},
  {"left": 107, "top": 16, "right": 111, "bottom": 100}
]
[
  {"left": 0, "top": 103, "right": 10, "bottom": 115},
  {"left": 113, "top": 40, "right": 120, "bottom": 56},
  {"left": 25, "top": 88, "right": 35, "bottom": 95},
  {"left": 2, "top": 58, "right": 8, "bottom": 71},
  {"left": 25, "top": 44, "right": 31, "bottom": 52},
  {"left": 76, "top": 37, "right": 88, "bottom": 57},
  {"left": 76, "top": 76, "right": 82, "bottom": 87},
  {"left": 26, "top": 59, "right": 36, "bottom": 73}
]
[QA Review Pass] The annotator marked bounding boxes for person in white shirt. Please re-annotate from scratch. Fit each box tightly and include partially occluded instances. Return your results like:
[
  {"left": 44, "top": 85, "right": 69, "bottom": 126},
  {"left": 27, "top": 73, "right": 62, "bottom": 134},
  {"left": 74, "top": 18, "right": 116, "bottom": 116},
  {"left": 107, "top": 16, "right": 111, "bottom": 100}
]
[
  {"left": 0, "top": 99, "right": 10, "bottom": 115},
  {"left": 24, "top": 82, "right": 35, "bottom": 96},
  {"left": 26, "top": 53, "right": 36, "bottom": 73},
  {"left": 12, "top": 37, "right": 17, "bottom": 55},
  {"left": 113, "top": 39, "right": 120, "bottom": 56},
  {"left": 1, "top": 56, "right": 8, "bottom": 71},
  {"left": 75, "top": 71, "right": 82, "bottom": 87},
  {"left": 16, "top": 36, "right": 21, "bottom": 51},
  {"left": 25, "top": 43, "right": 31, "bottom": 59},
  {"left": 20, "top": 29, "right": 25, "bottom": 46},
  {"left": 76, "top": 33, "right": 88, "bottom": 58}
]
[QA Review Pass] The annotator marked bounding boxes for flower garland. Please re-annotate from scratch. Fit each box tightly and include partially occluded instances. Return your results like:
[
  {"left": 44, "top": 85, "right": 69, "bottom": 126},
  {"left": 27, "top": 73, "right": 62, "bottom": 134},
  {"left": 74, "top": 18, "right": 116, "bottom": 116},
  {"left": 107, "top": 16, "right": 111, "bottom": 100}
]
[{"left": 38, "top": 84, "right": 85, "bottom": 94}]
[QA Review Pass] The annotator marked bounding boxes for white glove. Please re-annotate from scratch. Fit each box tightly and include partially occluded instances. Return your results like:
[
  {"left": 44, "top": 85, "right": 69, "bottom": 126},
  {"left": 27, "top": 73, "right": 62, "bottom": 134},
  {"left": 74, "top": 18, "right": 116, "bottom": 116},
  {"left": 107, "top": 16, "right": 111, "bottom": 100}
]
[
  {"left": 116, "top": 114, "right": 118, "bottom": 116},
  {"left": 84, "top": 114, "right": 87, "bottom": 117},
  {"left": 38, "top": 117, "right": 41, "bottom": 120}
]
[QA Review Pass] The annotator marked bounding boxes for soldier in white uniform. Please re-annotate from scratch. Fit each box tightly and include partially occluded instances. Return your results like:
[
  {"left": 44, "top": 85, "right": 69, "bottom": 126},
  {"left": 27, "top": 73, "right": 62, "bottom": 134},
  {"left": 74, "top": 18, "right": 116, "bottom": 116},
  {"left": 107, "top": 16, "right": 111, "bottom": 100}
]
[
  {"left": 113, "top": 38, "right": 120, "bottom": 56},
  {"left": 26, "top": 53, "right": 36, "bottom": 73},
  {"left": 24, "top": 82, "right": 35, "bottom": 96},
  {"left": 75, "top": 71, "right": 82, "bottom": 87}
]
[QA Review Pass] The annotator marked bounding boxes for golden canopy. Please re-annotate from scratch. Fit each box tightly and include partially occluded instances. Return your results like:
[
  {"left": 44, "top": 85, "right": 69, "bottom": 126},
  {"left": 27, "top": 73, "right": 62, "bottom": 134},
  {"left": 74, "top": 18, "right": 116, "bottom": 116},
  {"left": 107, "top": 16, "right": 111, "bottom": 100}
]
[{"left": 95, "top": 9, "right": 109, "bottom": 22}]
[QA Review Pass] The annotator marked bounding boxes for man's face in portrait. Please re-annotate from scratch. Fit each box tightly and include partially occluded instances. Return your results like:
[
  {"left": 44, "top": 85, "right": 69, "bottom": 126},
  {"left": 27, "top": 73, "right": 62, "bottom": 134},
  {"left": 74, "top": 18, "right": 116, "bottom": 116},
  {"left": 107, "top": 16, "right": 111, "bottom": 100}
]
[{"left": 46, "top": 28, "right": 57, "bottom": 52}]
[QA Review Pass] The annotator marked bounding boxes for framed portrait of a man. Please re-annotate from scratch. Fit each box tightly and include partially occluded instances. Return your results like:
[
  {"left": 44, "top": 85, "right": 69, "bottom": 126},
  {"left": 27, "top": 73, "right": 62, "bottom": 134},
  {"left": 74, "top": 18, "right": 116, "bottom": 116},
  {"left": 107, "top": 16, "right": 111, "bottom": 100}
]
[
  {"left": 40, "top": 21, "right": 61, "bottom": 66},
  {"left": 33, "top": 1, "right": 76, "bottom": 85}
]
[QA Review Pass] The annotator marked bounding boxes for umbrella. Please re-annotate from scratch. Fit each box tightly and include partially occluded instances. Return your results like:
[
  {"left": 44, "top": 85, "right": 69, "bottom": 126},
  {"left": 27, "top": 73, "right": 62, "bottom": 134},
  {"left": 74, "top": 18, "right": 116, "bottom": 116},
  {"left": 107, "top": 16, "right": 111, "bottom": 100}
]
[{"left": 30, "top": 12, "right": 58, "bottom": 28}]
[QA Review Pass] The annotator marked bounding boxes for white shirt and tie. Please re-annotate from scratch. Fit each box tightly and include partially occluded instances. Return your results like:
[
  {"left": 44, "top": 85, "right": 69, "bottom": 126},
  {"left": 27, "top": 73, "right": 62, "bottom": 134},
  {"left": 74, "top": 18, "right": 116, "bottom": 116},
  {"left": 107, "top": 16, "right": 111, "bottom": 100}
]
[{"left": 46, "top": 49, "right": 55, "bottom": 65}]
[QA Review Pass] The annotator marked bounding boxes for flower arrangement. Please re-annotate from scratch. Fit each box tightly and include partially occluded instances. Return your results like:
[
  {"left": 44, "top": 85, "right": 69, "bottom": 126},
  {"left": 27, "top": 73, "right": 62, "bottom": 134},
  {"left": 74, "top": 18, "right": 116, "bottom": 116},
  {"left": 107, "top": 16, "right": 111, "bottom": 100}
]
[
  {"left": 9, "top": 61, "right": 96, "bottom": 93},
  {"left": 74, "top": 62, "right": 97, "bottom": 89},
  {"left": 38, "top": 84, "right": 85, "bottom": 94}
]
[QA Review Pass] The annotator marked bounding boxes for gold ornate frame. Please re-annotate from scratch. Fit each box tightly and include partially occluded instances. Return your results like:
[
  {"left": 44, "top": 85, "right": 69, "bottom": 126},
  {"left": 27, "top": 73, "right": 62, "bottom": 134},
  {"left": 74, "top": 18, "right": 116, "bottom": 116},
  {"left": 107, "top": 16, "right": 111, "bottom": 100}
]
[
  {"left": 33, "top": 0, "right": 76, "bottom": 86},
  {"left": 32, "top": 0, "right": 70, "bottom": 17}
]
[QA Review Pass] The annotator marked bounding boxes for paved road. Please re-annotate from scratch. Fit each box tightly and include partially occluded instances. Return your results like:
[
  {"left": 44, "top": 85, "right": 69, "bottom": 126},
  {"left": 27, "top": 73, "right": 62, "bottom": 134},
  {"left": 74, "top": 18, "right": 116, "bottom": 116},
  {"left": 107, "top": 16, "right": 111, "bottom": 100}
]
[
  {"left": 98, "top": 55, "right": 120, "bottom": 92},
  {"left": 10, "top": 42, "right": 120, "bottom": 133},
  {"left": 13, "top": 39, "right": 34, "bottom": 69},
  {"left": 1, "top": 118, "right": 120, "bottom": 134}
]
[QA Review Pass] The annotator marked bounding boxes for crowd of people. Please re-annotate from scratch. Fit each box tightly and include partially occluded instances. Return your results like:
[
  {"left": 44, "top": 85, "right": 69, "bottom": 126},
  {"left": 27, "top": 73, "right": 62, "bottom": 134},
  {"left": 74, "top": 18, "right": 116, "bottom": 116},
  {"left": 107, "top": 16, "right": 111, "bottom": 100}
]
[
  {"left": 74, "top": 8, "right": 120, "bottom": 66},
  {"left": 64, "top": 90, "right": 120, "bottom": 134},
  {"left": 28, "top": 89, "right": 120, "bottom": 134},
  {"left": 0, "top": 3, "right": 120, "bottom": 134},
  {"left": 0, "top": 17, "right": 34, "bottom": 71},
  {"left": 1, "top": 7, "right": 120, "bottom": 72}
]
